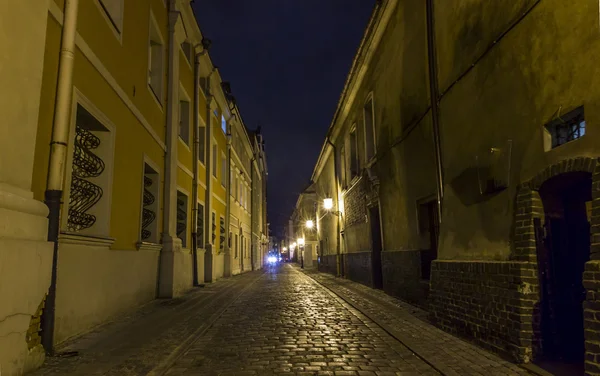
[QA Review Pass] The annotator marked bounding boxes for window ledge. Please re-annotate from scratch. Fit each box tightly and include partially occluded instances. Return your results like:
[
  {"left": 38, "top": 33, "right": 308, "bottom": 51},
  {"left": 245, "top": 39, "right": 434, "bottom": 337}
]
[
  {"left": 136, "top": 242, "right": 162, "bottom": 251},
  {"left": 59, "top": 232, "right": 115, "bottom": 247}
]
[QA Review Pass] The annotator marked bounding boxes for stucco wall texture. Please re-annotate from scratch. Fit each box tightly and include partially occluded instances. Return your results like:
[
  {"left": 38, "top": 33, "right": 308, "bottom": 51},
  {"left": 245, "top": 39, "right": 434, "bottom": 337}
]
[{"left": 310, "top": 0, "right": 600, "bottom": 369}]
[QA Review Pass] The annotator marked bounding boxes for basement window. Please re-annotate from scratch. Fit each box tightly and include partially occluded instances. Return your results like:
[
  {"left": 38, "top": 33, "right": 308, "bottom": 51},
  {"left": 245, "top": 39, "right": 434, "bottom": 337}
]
[{"left": 545, "top": 106, "right": 585, "bottom": 149}]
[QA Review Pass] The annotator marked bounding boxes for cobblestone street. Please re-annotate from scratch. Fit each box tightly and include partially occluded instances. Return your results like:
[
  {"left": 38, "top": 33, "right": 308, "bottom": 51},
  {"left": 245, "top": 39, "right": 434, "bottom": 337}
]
[{"left": 31, "top": 264, "right": 533, "bottom": 376}]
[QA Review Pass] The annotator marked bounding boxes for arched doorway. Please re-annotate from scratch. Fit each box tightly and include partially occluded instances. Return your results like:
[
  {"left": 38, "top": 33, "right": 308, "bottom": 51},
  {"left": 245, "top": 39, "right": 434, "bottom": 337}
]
[{"left": 535, "top": 171, "right": 592, "bottom": 374}]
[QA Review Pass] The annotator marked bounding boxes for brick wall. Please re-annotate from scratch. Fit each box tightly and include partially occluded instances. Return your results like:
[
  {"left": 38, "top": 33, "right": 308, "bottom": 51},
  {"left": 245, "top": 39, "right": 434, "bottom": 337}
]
[
  {"left": 382, "top": 250, "right": 429, "bottom": 308},
  {"left": 319, "top": 254, "right": 337, "bottom": 276},
  {"left": 429, "top": 260, "right": 539, "bottom": 362},
  {"left": 344, "top": 179, "right": 367, "bottom": 228},
  {"left": 27, "top": 295, "right": 46, "bottom": 350}
]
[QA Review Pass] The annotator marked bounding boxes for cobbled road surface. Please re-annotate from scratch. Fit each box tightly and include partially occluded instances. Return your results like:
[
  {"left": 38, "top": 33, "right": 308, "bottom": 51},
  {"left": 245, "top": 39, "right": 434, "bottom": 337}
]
[
  {"left": 164, "top": 264, "right": 437, "bottom": 376},
  {"left": 31, "top": 263, "right": 533, "bottom": 376}
]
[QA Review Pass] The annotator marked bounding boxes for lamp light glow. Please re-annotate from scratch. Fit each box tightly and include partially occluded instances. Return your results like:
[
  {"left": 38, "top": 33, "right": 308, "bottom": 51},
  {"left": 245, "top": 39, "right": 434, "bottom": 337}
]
[
  {"left": 306, "top": 220, "right": 314, "bottom": 229},
  {"left": 323, "top": 198, "right": 334, "bottom": 210},
  {"left": 297, "top": 238, "right": 305, "bottom": 246}
]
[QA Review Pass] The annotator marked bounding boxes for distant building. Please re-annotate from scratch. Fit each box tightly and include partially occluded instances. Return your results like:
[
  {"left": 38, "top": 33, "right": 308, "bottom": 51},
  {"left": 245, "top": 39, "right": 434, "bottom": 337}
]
[
  {"left": 303, "top": 0, "right": 600, "bottom": 372},
  {"left": 0, "top": 1, "right": 268, "bottom": 374}
]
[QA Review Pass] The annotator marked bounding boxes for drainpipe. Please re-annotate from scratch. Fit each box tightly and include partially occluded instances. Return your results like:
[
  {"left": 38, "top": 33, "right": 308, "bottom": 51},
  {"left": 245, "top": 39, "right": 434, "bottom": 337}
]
[
  {"left": 250, "top": 155, "right": 256, "bottom": 271},
  {"left": 191, "top": 45, "right": 208, "bottom": 286},
  {"left": 203, "top": 67, "right": 216, "bottom": 282},
  {"left": 426, "top": 0, "right": 444, "bottom": 225},
  {"left": 325, "top": 137, "right": 341, "bottom": 277},
  {"left": 42, "top": 0, "right": 80, "bottom": 355},
  {"left": 224, "top": 119, "right": 232, "bottom": 277}
]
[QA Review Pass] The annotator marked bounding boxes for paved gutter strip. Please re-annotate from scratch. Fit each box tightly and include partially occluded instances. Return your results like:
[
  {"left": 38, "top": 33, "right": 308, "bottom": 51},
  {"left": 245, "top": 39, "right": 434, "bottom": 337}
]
[
  {"left": 145, "top": 272, "right": 263, "bottom": 376},
  {"left": 300, "top": 267, "right": 534, "bottom": 376},
  {"left": 30, "top": 271, "right": 264, "bottom": 376}
]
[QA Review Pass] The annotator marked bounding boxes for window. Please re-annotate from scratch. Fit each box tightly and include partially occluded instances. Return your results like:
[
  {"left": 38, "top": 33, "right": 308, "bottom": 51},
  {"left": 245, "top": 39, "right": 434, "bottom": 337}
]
[
  {"left": 364, "top": 97, "right": 375, "bottom": 161},
  {"left": 219, "top": 216, "right": 225, "bottom": 252},
  {"left": 141, "top": 163, "right": 159, "bottom": 243},
  {"left": 211, "top": 212, "right": 216, "bottom": 245},
  {"left": 234, "top": 173, "right": 238, "bottom": 201},
  {"left": 181, "top": 41, "right": 192, "bottom": 64},
  {"left": 198, "top": 126, "right": 205, "bottom": 164},
  {"left": 212, "top": 144, "right": 217, "bottom": 177},
  {"left": 348, "top": 127, "right": 359, "bottom": 180},
  {"left": 221, "top": 153, "right": 226, "bottom": 187},
  {"left": 197, "top": 202, "right": 204, "bottom": 248},
  {"left": 148, "top": 13, "right": 164, "bottom": 103},
  {"left": 339, "top": 145, "right": 347, "bottom": 189},
  {"left": 98, "top": 0, "right": 124, "bottom": 32},
  {"left": 179, "top": 99, "right": 190, "bottom": 145},
  {"left": 235, "top": 234, "right": 239, "bottom": 258},
  {"left": 66, "top": 103, "right": 114, "bottom": 237},
  {"left": 176, "top": 191, "right": 188, "bottom": 248},
  {"left": 221, "top": 114, "right": 227, "bottom": 134},
  {"left": 545, "top": 106, "right": 585, "bottom": 149}
]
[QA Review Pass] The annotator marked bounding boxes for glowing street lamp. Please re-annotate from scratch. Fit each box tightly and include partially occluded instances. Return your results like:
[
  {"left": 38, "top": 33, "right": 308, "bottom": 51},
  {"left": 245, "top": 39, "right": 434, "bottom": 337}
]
[
  {"left": 297, "top": 238, "right": 305, "bottom": 246},
  {"left": 283, "top": 247, "right": 288, "bottom": 251},
  {"left": 323, "top": 198, "right": 334, "bottom": 210},
  {"left": 306, "top": 220, "right": 314, "bottom": 229}
]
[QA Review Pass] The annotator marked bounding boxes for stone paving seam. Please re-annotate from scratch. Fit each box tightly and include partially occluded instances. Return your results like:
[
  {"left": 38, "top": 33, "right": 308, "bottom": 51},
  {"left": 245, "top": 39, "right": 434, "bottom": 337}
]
[
  {"left": 296, "top": 267, "right": 446, "bottom": 376},
  {"left": 144, "top": 270, "right": 265, "bottom": 376},
  {"left": 29, "top": 271, "right": 264, "bottom": 376},
  {"left": 303, "top": 268, "right": 537, "bottom": 376}
]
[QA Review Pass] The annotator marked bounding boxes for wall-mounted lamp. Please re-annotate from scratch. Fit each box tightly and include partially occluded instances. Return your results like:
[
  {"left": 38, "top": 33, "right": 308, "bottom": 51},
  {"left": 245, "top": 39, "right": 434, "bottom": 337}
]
[
  {"left": 323, "top": 198, "right": 334, "bottom": 210},
  {"left": 297, "top": 238, "right": 305, "bottom": 246},
  {"left": 306, "top": 220, "right": 314, "bottom": 229}
]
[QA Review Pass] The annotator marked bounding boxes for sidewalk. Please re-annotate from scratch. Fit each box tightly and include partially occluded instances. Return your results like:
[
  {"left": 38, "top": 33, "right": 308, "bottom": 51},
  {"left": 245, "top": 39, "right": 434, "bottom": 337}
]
[
  {"left": 28, "top": 271, "right": 264, "bottom": 376},
  {"left": 299, "top": 266, "right": 533, "bottom": 376}
]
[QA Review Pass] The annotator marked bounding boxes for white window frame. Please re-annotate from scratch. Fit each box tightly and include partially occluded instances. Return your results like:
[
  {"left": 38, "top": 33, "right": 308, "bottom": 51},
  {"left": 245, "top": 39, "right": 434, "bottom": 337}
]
[
  {"left": 61, "top": 88, "right": 116, "bottom": 241},
  {"left": 221, "top": 152, "right": 227, "bottom": 187},
  {"left": 212, "top": 143, "right": 218, "bottom": 178},
  {"left": 148, "top": 10, "right": 165, "bottom": 108},
  {"left": 180, "top": 40, "right": 193, "bottom": 68},
  {"left": 178, "top": 84, "right": 191, "bottom": 148},
  {"left": 94, "top": 0, "right": 124, "bottom": 43},
  {"left": 221, "top": 114, "right": 227, "bottom": 134}
]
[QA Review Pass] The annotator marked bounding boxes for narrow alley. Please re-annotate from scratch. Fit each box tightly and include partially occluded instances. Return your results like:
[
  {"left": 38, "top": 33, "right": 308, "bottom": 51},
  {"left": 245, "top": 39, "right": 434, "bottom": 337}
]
[{"left": 31, "top": 264, "right": 531, "bottom": 376}]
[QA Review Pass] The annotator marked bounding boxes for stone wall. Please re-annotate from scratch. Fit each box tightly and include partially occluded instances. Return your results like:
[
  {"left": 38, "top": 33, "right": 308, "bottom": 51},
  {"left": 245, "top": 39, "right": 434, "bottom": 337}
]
[
  {"left": 429, "top": 260, "right": 539, "bottom": 362},
  {"left": 382, "top": 250, "right": 429, "bottom": 308},
  {"left": 345, "top": 252, "right": 372, "bottom": 287},
  {"left": 319, "top": 254, "right": 337, "bottom": 276}
]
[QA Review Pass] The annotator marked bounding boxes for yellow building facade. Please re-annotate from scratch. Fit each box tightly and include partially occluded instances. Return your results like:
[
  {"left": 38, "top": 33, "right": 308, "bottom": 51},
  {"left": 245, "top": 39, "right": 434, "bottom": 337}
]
[{"left": 0, "top": 1, "right": 267, "bottom": 375}]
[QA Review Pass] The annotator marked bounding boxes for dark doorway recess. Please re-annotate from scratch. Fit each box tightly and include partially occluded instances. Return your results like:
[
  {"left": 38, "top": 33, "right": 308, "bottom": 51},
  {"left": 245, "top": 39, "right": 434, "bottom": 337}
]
[
  {"left": 535, "top": 171, "right": 591, "bottom": 375},
  {"left": 370, "top": 206, "right": 383, "bottom": 289}
]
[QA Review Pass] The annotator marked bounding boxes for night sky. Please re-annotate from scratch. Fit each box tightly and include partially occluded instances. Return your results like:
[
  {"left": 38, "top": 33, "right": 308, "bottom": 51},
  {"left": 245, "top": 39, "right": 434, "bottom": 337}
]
[{"left": 192, "top": 1, "right": 376, "bottom": 237}]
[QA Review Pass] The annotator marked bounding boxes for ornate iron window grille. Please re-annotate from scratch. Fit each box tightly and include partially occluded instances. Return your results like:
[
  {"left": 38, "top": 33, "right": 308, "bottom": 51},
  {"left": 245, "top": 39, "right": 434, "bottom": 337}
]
[
  {"left": 68, "top": 125, "right": 105, "bottom": 232},
  {"left": 197, "top": 205, "right": 204, "bottom": 247},
  {"left": 219, "top": 218, "right": 225, "bottom": 251},
  {"left": 211, "top": 213, "right": 216, "bottom": 245},
  {"left": 176, "top": 197, "right": 186, "bottom": 239},
  {"left": 547, "top": 106, "right": 586, "bottom": 148},
  {"left": 141, "top": 176, "right": 156, "bottom": 240}
]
